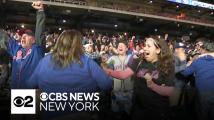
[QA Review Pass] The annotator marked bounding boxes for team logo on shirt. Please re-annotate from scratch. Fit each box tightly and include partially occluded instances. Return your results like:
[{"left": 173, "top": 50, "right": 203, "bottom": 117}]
[
  {"left": 13, "top": 49, "right": 32, "bottom": 61},
  {"left": 137, "top": 69, "right": 159, "bottom": 79}
]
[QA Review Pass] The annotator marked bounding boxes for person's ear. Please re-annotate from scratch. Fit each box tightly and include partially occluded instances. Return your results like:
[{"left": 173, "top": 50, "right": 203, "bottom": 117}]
[
  {"left": 156, "top": 48, "right": 161, "bottom": 54},
  {"left": 125, "top": 46, "right": 128, "bottom": 51},
  {"left": 31, "top": 37, "right": 36, "bottom": 44}
]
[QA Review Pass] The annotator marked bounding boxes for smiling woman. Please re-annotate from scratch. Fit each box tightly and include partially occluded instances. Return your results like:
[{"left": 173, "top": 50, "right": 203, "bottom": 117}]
[{"left": 104, "top": 35, "right": 175, "bottom": 120}]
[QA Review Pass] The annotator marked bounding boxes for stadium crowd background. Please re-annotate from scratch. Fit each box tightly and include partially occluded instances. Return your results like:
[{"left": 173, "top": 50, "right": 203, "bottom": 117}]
[{"left": 0, "top": 0, "right": 214, "bottom": 120}]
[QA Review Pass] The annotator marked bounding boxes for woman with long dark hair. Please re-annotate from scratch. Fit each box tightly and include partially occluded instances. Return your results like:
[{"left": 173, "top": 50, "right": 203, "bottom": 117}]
[{"left": 104, "top": 36, "right": 175, "bottom": 120}]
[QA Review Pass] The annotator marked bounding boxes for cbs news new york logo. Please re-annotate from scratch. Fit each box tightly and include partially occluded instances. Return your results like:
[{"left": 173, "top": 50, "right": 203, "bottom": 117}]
[{"left": 11, "top": 89, "right": 36, "bottom": 114}]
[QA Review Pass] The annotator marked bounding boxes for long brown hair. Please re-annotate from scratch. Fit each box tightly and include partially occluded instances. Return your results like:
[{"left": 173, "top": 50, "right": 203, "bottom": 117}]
[
  {"left": 52, "top": 29, "right": 83, "bottom": 68},
  {"left": 148, "top": 36, "right": 174, "bottom": 76}
]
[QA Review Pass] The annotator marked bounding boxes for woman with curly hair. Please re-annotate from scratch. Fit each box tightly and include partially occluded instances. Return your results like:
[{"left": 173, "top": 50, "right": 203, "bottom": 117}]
[{"left": 104, "top": 36, "right": 175, "bottom": 120}]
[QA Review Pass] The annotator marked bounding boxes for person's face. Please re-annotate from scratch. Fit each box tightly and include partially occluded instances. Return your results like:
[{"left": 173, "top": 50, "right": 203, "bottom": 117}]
[
  {"left": 102, "top": 37, "right": 106, "bottom": 43},
  {"left": 95, "top": 45, "right": 98, "bottom": 51},
  {"left": 21, "top": 34, "right": 35, "bottom": 49},
  {"left": 88, "top": 39, "right": 93, "bottom": 44},
  {"left": 108, "top": 46, "right": 113, "bottom": 51},
  {"left": 100, "top": 45, "right": 105, "bottom": 51},
  {"left": 143, "top": 38, "right": 160, "bottom": 63},
  {"left": 54, "top": 33, "right": 59, "bottom": 39},
  {"left": 175, "top": 48, "right": 185, "bottom": 55},
  {"left": 112, "top": 37, "right": 116, "bottom": 41},
  {"left": 199, "top": 48, "right": 206, "bottom": 54},
  {"left": 86, "top": 45, "right": 93, "bottom": 53},
  {"left": 169, "top": 44, "right": 173, "bottom": 51},
  {"left": 98, "top": 36, "right": 102, "bottom": 41},
  {"left": 117, "top": 43, "right": 128, "bottom": 55},
  {"left": 104, "top": 46, "right": 109, "bottom": 51},
  {"left": 196, "top": 42, "right": 203, "bottom": 51},
  {"left": 101, "top": 55, "right": 108, "bottom": 62},
  {"left": 46, "top": 41, "right": 53, "bottom": 48}
]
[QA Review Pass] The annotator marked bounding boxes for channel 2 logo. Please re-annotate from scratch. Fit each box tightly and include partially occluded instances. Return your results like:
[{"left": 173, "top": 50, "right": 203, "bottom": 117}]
[{"left": 11, "top": 89, "right": 36, "bottom": 114}]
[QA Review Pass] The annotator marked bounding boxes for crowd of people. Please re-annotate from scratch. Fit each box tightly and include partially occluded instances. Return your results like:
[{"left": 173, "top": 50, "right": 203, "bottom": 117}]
[
  {"left": 43, "top": 0, "right": 214, "bottom": 25},
  {"left": 0, "top": 1, "right": 214, "bottom": 120}
]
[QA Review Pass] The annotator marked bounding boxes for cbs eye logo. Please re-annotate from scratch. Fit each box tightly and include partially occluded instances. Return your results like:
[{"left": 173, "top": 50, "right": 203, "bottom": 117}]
[
  {"left": 11, "top": 89, "right": 36, "bottom": 114},
  {"left": 13, "top": 96, "right": 33, "bottom": 107}
]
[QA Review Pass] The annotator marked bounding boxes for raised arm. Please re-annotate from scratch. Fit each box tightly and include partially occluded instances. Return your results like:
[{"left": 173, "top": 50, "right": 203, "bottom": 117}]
[
  {"left": 0, "top": 29, "right": 20, "bottom": 56},
  {"left": 32, "top": 1, "right": 46, "bottom": 46},
  {"left": 0, "top": 29, "right": 9, "bottom": 50}
]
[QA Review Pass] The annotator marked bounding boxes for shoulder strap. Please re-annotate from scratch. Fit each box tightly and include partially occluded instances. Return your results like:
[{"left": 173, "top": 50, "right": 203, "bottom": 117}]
[{"left": 135, "top": 60, "right": 142, "bottom": 75}]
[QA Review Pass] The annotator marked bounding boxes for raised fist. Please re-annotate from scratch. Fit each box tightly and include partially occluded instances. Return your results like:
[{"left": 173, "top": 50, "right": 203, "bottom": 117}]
[{"left": 32, "top": 1, "right": 44, "bottom": 10}]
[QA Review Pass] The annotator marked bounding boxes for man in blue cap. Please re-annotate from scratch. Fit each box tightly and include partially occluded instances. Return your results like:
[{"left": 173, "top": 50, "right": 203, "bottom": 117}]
[{"left": 174, "top": 42, "right": 187, "bottom": 74}]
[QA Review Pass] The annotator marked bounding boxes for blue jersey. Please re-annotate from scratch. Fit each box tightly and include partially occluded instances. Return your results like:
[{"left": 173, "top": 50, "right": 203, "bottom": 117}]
[
  {"left": 27, "top": 54, "right": 112, "bottom": 93},
  {"left": 8, "top": 38, "right": 44, "bottom": 88}
]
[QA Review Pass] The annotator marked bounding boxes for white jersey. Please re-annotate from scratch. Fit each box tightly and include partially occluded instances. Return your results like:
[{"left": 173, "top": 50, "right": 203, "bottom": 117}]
[{"left": 107, "top": 55, "right": 133, "bottom": 92}]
